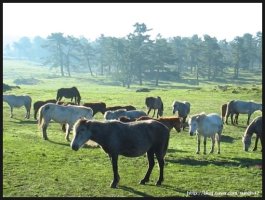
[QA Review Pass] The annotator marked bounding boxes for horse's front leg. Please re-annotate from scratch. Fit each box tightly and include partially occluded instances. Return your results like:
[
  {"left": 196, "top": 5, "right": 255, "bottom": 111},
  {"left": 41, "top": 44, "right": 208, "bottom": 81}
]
[
  {"left": 225, "top": 113, "right": 229, "bottom": 125},
  {"left": 152, "top": 109, "right": 156, "bottom": 118},
  {"left": 110, "top": 154, "right": 120, "bottom": 188},
  {"left": 10, "top": 106, "right": 13, "bottom": 118},
  {"left": 65, "top": 124, "right": 71, "bottom": 142},
  {"left": 247, "top": 113, "right": 251, "bottom": 125},
  {"left": 252, "top": 134, "right": 259, "bottom": 151},
  {"left": 203, "top": 136, "right": 207, "bottom": 154},
  {"left": 196, "top": 135, "right": 201, "bottom": 154},
  {"left": 209, "top": 135, "right": 215, "bottom": 154},
  {"left": 140, "top": 151, "right": 155, "bottom": 185},
  {"left": 231, "top": 113, "right": 234, "bottom": 125},
  {"left": 147, "top": 108, "right": 152, "bottom": 116}
]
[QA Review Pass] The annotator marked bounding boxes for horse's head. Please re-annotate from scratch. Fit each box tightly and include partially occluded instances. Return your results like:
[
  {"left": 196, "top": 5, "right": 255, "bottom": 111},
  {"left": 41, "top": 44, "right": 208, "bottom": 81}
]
[
  {"left": 172, "top": 102, "right": 179, "bottom": 114},
  {"left": 242, "top": 134, "right": 251, "bottom": 152},
  {"left": 188, "top": 115, "right": 203, "bottom": 136},
  {"left": 71, "top": 119, "right": 92, "bottom": 151},
  {"left": 173, "top": 117, "right": 182, "bottom": 133}
]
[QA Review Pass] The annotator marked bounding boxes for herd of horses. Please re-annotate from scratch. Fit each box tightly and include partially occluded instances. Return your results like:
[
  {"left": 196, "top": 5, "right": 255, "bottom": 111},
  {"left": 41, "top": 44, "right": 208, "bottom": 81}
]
[{"left": 3, "top": 86, "right": 262, "bottom": 188}]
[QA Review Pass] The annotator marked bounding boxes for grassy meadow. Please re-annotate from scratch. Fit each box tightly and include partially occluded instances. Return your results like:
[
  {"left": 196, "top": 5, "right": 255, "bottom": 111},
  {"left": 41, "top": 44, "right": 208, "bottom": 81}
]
[{"left": 2, "top": 60, "right": 262, "bottom": 197}]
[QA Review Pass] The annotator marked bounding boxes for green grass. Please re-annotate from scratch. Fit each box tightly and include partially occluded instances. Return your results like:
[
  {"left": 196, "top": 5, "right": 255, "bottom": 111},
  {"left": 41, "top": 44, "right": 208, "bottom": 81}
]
[{"left": 3, "top": 60, "right": 262, "bottom": 197}]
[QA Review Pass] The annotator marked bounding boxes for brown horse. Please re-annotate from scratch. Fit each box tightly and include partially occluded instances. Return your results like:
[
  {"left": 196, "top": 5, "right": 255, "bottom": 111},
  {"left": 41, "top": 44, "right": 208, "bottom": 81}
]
[
  {"left": 105, "top": 105, "right": 136, "bottom": 113},
  {"left": 71, "top": 119, "right": 170, "bottom": 188},
  {"left": 83, "top": 102, "right": 107, "bottom": 116},
  {"left": 119, "top": 116, "right": 182, "bottom": 132},
  {"left": 33, "top": 99, "right": 57, "bottom": 120},
  {"left": 221, "top": 103, "right": 239, "bottom": 124}
]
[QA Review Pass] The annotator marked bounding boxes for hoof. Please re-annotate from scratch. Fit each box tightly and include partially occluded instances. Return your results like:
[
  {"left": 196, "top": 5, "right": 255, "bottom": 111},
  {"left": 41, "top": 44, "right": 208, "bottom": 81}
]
[
  {"left": 196, "top": 151, "right": 200, "bottom": 154},
  {"left": 252, "top": 148, "right": 257, "bottom": 151},
  {"left": 217, "top": 151, "right": 220, "bottom": 154},
  {"left": 139, "top": 179, "right": 148, "bottom": 185},
  {"left": 110, "top": 182, "right": 118, "bottom": 188},
  {"left": 156, "top": 181, "right": 162, "bottom": 186}
]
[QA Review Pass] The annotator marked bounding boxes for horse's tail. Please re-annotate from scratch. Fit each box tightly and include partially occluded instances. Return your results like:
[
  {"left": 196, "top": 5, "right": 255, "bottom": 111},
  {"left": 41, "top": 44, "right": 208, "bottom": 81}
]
[
  {"left": 56, "top": 89, "right": 60, "bottom": 101},
  {"left": 38, "top": 104, "right": 49, "bottom": 127},
  {"left": 225, "top": 100, "right": 234, "bottom": 118},
  {"left": 163, "top": 130, "right": 170, "bottom": 158}
]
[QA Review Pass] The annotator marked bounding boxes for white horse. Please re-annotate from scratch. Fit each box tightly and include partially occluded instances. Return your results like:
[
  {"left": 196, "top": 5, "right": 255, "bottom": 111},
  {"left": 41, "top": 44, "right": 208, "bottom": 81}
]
[
  {"left": 188, "top": 113, "right": 223, "bottom": 154},
  {"left": 38, "top": 103, "right": 93, "bottom": 141},
  {"left": 242, "top": 116, "right": 262, "bottom": 152},
  {"left": 3, "top": 94, "right": 32, "bottom": 119},
  {"left": 225, "top": 100, "right": 262, "bottom": 125},
  {"left": 104, "top": 109, "right": 147, "bottom": 120}
]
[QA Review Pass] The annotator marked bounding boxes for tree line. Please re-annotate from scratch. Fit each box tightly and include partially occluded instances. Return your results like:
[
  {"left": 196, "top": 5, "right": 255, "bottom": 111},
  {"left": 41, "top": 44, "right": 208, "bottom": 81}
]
[{"left": 4, "top": 23, "right": 262, "bottom": 88}]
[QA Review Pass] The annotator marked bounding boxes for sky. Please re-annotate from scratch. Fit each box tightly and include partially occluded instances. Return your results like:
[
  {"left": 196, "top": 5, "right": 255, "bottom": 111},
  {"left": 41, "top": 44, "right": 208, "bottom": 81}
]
[{"left": 3, "top": 3, "right": 262, "bottom": 46}]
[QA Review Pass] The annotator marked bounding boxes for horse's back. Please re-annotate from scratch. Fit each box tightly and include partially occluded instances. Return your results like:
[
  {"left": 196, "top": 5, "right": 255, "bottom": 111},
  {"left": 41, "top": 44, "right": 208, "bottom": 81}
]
[{"left": 101, "top": 120, "right": 169, "bottom": 157}]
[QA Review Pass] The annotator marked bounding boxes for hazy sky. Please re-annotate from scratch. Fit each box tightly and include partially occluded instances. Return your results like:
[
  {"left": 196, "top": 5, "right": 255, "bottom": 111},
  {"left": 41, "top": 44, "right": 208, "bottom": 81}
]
[{"left": 3, "top": 3, "right": 262, "bottom": 45}]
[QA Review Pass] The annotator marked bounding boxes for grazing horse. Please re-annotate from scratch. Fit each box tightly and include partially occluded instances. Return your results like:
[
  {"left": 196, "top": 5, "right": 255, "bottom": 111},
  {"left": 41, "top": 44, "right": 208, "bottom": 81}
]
[
  {"left": 56, "top": 86, "right": 81, "bottom": 105},
  {"left": 83, "top": 102, "right": 107, "bottom": 116},
  {"left": 70, "top": 119, "right": 170, "bottom": 188},
  {"left": 3, "top": 94, "right": 32, "bottom": 119},
  {"left": 105, "top": 105, "right": 136, "bottom": 113},
  {"left": 33, "top": 99, "right": 57, "bottom": 120},
  {"left": 221, "top": 103, "right": 239, "bottom": 124},
  {"left": 188, "top": 113, "right": 223, "bottom": 154},
  {"left": 104, "top": 109, "right": 147, "bottom": 120},
  {"left": 242, "top": 116, "right": 262, "bottom": 152},
  {"left": 38, "top": 103, "right": 93, "bottom": 141},
  {"left": 145, "top": 96, "right": 164, "bottom": 118},
  {"left": 225, "top": 100, "right": 262, "bottom": 125},
  {"left": 172, "top": 101, "right": 190, "bottom": 130}
]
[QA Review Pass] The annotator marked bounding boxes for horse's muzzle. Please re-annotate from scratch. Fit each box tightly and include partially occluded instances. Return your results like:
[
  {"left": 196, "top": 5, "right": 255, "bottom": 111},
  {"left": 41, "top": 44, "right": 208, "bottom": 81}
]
[{"left": 71, "top": 144, "right": 79, "bottom": 151}]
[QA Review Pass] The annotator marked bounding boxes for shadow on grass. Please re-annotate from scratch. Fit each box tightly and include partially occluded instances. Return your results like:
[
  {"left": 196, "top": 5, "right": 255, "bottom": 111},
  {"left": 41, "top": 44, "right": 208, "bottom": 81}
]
[
  {"left": 167, "top": 148, "right": 188, "bottom": 153},
  {"left": 12, "top": 119, "right": 38, "bottom": 125},
  {"left": 119, "top": 185, "right": 153, "bottom": 197},
  {"left": 220, "top": 135, "right": 235, "bottom": 143},
  {"left": 47, "top": 139, "right": 70, "bottom": 147},
  {"left": 165, "top": 157, "right": 262, "bottom": 168}
]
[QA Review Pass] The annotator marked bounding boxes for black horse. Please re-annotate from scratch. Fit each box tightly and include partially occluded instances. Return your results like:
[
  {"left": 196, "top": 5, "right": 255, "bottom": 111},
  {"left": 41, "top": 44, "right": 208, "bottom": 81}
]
[
  {"left": 56, "top": 87, "right": 81, "bottom": 105},
  {"left": 71, "top": 119, "right": 170, "bottom": 188},
  {"left": 145, "top": 96, "right": 164, "bottom": 118}
]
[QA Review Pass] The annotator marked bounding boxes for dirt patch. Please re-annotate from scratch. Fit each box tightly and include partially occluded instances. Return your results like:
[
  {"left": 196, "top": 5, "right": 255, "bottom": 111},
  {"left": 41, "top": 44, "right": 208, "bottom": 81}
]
[{"left": 13, "top": 78, "right": 42, "bottom": 85}]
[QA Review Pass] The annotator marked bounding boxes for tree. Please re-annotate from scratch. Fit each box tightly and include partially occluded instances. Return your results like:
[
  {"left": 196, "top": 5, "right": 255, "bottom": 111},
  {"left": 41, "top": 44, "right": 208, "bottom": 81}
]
[
  {"left": 127, "top": 22, "right": 153, "bottom": 85},
  {"left": 43, "top": 33, "right": 67, "bottom": 76},
  {"left": 77, "top": 37, "right": 94, "bottom": 76},
  {"left": 231, "top": 36, "right": 244, "bottom": 79}
]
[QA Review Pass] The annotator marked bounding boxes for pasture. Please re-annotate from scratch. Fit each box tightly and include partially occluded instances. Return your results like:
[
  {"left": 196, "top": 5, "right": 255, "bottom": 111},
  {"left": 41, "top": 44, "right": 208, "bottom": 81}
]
[{"left": 2, "top": 60, "right": 262, "bottom": 197}]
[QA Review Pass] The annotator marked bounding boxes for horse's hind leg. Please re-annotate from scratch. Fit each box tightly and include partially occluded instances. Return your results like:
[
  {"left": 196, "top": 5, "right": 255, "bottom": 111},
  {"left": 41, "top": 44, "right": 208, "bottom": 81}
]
[
  {"left": 140, "top": 150, "right": 155, "bottom": 185},
  {"left": 42, "top": 123, "right": 49, "bottom": 140},
  {"left": 110, "top": 154, "right": 120, "bottom": 188},
  {"left": 155, "top": 152, "right": 165, "bottom": 186},
  {"left": 203, "top": 136, "right": 207, "bottom": 154},
  {"left": 65, "top": 124, "right": 71, "bottom": 142},
  {"left": 209, "top": 135, "right": 215, "bottom": 154}
]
